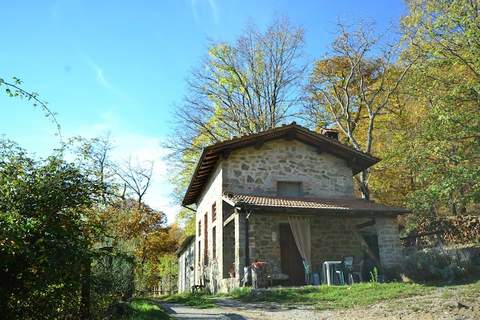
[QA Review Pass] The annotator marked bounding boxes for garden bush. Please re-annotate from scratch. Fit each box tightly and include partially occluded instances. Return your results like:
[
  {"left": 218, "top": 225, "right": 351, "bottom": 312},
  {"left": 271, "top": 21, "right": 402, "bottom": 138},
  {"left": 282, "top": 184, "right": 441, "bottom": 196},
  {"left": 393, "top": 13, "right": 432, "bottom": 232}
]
[
  {"left": 404, "top": 248, "right": 473, "bottom": 282},
  {"left": 90, "top": 251, "right": 135, "bottom": 318}
]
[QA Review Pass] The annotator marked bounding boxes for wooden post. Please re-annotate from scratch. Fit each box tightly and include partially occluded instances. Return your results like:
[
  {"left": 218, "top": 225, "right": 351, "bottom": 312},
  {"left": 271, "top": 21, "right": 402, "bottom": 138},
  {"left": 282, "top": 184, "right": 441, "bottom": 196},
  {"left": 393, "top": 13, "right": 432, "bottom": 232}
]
[{"left": 346, "top": 218, "right": 383, "bottom": 273}]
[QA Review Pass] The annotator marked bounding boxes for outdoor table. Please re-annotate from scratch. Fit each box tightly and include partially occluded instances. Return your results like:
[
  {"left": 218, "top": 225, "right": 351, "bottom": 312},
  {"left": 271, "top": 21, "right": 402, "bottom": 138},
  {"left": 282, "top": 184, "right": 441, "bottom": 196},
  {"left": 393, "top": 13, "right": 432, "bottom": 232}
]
[{"left": 322, "top": 261, "right": 343, "bottom": 285}]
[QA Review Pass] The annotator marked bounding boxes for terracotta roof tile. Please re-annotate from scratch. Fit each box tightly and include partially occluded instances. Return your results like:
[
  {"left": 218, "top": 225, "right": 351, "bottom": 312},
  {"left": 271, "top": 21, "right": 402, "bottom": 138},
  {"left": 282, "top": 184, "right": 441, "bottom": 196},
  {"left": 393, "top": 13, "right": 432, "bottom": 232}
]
[{"left": 222, "top": 193, "right": 409, "bottom": 214}]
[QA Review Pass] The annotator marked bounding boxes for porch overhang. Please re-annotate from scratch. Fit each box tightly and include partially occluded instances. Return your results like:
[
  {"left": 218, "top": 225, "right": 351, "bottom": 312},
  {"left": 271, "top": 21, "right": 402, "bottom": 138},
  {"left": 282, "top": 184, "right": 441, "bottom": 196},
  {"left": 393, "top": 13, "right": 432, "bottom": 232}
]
[{"left": 222, "top": 193, "right": 410, "bottom": 218}]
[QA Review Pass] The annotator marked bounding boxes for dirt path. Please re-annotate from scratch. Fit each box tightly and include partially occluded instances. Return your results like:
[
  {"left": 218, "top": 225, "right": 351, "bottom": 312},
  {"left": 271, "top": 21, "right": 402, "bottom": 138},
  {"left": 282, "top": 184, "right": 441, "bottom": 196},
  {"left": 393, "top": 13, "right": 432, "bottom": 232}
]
[
  {"left": 161, "top": 301, "right": 325, "bottom": 320},
  {"left": 161, "top": 302, "right": 253, "bottom": 319},
  {"left": 160, "top": 283, "right": 480, "bottom": 320}
]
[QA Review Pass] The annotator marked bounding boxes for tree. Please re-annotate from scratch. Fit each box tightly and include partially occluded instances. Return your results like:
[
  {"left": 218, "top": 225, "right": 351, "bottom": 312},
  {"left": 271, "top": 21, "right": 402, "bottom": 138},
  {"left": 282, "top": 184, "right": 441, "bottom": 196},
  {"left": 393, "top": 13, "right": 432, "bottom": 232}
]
[
  {"left": 399, "top": 0, "right": 480, "bottom": 216},
  {"left": 168, "top": 19, "right": 306, "bottom": 210},
  {"left": 0, "top": 140, "right": 99, "bottom": 319},
  {"left": 176, "top": 208, "right": 196, "bottom": 236},
  {"left": 69, "top": 135, "right": 119, "bottom": 205},
  {"left": 172, "top": 19, "right": 306, "bottom": 153},
  {"left": 306, "top": 22, "right": 415, "bottom": 199},
  {"left": 115, "top": 158, "right": 154, "bottom": 206}
]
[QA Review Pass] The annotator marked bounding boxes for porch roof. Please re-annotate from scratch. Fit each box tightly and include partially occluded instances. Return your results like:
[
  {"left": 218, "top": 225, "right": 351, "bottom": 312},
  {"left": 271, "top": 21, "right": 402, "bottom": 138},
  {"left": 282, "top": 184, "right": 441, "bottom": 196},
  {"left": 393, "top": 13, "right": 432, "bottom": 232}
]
[
  {"left": 175, "top": 235, "right": 195, "bottom": 257},
  {"left": 222, "top": 193, "right": 410, "bottom": 216}
]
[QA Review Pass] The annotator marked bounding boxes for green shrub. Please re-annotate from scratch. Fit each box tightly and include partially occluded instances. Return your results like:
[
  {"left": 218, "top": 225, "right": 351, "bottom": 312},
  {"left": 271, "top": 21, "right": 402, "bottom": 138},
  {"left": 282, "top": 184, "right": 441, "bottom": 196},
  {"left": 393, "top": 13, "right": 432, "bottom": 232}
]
[
  {"left": 404, "top": 248, "right": 472, "bottom": 282},
  {"left": 90, "top": 251, "right": 135, "bottom": 318},
  {"left": 0, "top": 143, "right": 98, "bottom": 319}
]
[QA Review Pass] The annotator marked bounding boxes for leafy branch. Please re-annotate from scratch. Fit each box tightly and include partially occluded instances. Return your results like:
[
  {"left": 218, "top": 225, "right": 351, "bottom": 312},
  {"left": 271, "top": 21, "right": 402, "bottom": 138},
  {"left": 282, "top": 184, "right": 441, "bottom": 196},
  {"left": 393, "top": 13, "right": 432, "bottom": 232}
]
[{"left": 0, "top": 76, "right": 62, "bottom": 139}]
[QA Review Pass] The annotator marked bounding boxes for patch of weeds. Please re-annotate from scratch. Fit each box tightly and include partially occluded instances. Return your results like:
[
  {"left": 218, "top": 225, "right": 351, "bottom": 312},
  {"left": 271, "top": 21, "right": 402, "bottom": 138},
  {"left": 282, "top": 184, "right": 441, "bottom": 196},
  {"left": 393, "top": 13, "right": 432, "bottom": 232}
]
[
  {"left": 228, "top": 287, "right": 253, "bottom": 300},
  {"left": 227, "top": 282, "right": 433, "bottom": 310},
  {"left": 120, "top": 298, "right": 171, "bottom": 319},
  {"left": 441, "top": 290, "right": 454, "bottom": 299}
]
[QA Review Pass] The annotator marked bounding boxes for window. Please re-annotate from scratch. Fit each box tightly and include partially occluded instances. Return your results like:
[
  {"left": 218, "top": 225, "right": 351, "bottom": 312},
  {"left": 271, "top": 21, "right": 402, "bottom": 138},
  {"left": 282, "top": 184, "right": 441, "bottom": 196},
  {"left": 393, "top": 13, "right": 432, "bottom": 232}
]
[
  {"left": 212, "top": 202, "right": 217, "bottom": 221},
  {"left": 212, "top": 226, "right": 216, "bottom": 259},
  {"left": 277, "top": 181, "right": 302, "bottom": 197},
  {"left": 198, "top": 220, "right": 201, "bottom": 236},
  {"left": 204, "top": 212, "right": 208, "bottom": 265}
]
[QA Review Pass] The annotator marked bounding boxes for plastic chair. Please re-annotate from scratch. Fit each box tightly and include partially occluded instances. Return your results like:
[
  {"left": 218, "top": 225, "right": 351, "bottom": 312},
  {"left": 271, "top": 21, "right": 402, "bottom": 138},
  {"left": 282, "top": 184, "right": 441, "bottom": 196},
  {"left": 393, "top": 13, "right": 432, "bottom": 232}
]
[
  {"left": 303, "top": 260, "right": 311, "bottom": 285},
  {"left": 343, "top": 256, "right": 363, "bottom": 284}
]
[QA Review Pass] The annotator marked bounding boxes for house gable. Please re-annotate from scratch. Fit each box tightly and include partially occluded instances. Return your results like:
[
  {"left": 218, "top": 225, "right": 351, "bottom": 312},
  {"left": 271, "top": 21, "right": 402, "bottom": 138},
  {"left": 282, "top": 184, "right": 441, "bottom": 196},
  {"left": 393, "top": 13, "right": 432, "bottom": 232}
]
[
  {"left": 182, "top": 123, "right": 379, "bottom": 206},
  {"left": 223, "top": 139, "right": 354, "bottom": 198}
]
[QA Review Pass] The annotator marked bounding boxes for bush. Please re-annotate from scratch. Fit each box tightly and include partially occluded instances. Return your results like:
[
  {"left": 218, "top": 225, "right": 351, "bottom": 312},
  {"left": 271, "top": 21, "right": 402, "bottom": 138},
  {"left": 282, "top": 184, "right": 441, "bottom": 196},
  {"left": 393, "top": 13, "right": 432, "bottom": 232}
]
[
  {"left": 404, "top": 248, "right": 473, "bottom": 282},
  {"left": 90, "top": 251, "right": 135, "bottom": 318},
  {"left": 0, "top": 144, "right": 98, "bottom": 319}
]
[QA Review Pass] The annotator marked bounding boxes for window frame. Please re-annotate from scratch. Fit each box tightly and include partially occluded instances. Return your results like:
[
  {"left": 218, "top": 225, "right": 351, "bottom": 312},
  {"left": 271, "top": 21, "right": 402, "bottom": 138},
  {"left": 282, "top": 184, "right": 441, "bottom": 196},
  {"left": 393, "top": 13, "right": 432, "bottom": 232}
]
[
  {"left": 277, "top": 181, "right": 303, "bottom": 197},
  {"left": 212, "top": 226, "right": 216, "bottom": 259},
  {"left": 204, "top": 212, "right": 208, "bottom": 265},
  {"left": 212, "top": 202, "right": 217, "bottom": 221}
]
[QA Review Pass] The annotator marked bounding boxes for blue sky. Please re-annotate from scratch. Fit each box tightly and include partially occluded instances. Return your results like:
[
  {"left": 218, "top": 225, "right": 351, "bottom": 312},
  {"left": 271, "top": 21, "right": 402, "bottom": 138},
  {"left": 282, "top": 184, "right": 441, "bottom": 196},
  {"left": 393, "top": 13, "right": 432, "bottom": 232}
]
[{"left": 1, "top": 0, "right": 406, "bottom": 222}]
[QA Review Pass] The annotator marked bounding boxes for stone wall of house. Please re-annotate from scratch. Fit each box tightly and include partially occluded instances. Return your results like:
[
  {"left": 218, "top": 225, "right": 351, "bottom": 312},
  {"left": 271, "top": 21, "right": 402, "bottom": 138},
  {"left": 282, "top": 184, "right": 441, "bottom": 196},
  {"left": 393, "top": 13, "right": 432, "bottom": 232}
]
[
  {"left": 214, "top": 212, "right": 402, "bottom": 292},
  {"left": 194, "top": 162, "right": 224, "bottom": 290},
  {"left": 248, "top": 214, "right": 365, "bottom": 275},
  {"left": 223, "top": 139, "right": 354, "bottom": 198},
  {"left": 248, "top": 214, "right": 403, "bottom": 277},
  {"left": 376, "top": 217, "right": 403, "bottom": 268}
]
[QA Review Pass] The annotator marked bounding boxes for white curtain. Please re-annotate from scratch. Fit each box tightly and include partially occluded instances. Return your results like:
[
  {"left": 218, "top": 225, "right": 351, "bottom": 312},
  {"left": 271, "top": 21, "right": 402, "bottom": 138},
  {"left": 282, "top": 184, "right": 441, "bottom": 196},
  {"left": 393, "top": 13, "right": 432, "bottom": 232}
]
[{"left": 288, "top": 216, "right": 311, "bottom": 267}]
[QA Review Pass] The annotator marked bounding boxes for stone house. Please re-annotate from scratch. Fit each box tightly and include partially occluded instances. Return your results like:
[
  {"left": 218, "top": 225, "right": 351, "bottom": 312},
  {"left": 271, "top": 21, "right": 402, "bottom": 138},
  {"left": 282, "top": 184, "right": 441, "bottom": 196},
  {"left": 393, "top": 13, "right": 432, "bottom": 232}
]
[{"left": 181, "top": 123, "right": 408, "bottom": 293}]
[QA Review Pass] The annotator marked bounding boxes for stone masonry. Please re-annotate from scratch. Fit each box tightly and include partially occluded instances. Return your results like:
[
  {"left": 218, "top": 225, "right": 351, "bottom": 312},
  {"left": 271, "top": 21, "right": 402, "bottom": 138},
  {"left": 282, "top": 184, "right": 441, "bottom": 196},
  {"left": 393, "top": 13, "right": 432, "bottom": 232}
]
[
  {"left": 375, "top": 217, "right": 403, "bottom": 268},
  {"left": 223, "top": 139, "right": 353, "bottom": 198},
  {"left": 249, "top": 214, "right": 365, "bottom": 275}
]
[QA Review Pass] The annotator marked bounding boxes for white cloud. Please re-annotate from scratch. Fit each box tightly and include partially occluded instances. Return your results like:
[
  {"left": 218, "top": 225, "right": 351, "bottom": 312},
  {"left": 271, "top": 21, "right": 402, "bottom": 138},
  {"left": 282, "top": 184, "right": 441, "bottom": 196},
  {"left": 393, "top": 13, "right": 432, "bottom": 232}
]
[
  {"left": 72, "top": 111, "right": 181, "bottom": 224},
  {"left": 208, "top": 0, "right": 220, "bottom": 24},
  {"left": 190, "top": 0, "right": 220, "bottom": 24},
  {"left": 84, "top": 57, "right": 113, "bottom": 89},
  {"left": 95, "top": 67, "right": 111, "bottom": 89}
]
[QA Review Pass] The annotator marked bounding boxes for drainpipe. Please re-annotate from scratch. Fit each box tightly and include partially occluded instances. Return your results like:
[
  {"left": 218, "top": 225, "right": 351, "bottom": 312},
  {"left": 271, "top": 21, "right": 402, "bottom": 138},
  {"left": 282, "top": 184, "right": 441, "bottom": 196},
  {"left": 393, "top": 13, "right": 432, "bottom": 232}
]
[
  {"left": 245, "top": 210, "right": 250, "bottom": 269},
  {"left": 182, "top": 205, "right": 196, "bottom": 213},
  {"left": 241, "top": 205, "right": 253, "bottom": 286}
]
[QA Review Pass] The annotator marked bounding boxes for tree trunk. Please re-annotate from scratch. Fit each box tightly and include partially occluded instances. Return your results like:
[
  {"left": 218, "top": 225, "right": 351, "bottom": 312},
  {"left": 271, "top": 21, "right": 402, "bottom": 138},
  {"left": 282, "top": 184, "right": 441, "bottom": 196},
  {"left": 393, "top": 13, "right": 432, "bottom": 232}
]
[
  {"left": 79, "top": 257, "right": 91, "bottom": 320},
  {"left": 359, "top": 170, "right": 370, "bottom": 200}
]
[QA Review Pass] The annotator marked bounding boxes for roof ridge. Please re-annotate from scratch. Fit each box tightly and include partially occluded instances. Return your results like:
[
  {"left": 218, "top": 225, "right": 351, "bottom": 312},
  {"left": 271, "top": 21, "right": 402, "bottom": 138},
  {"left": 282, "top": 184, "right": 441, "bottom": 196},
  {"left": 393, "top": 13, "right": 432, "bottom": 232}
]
[{"left": 206, "top": 122, "right": 377, "bottom": 161}]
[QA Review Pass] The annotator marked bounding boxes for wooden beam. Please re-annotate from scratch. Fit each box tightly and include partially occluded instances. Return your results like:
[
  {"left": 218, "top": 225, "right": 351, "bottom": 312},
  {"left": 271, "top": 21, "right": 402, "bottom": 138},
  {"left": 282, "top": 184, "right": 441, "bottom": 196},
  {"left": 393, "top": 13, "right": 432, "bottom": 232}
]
[
  {"left": 202, "top": 159, "right": 217, "bottom": 165},
  {"left": 285, "top": 130, "right": 296, "bottom": 140},
  {"left": 220, "top": 149, "right": 231, "bottom": 159},
  {"left": 356, "top": 219, "right": 375, "bottom": 229},
  {"left": 254, "top": 139, "right": 265, "bottom": 150},
  {"left": 347, "top": 158, "right": 358, "bottom": 168},
  {"left": 223, "top": 213, "right": 236, "bottom": 227},
  {"left": 345, "top": 218, "right": 383, "bottom": 272},
  {"left": 196, "top": 169, "right": 211, "bottom": 175}
]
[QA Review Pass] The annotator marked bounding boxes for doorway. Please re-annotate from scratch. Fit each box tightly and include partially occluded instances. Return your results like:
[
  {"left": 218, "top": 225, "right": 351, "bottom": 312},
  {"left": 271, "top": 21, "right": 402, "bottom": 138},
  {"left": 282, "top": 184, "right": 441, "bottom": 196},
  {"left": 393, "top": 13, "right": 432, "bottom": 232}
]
[{"left": 279, "top": 223, "right": 305, "bottom": 286}]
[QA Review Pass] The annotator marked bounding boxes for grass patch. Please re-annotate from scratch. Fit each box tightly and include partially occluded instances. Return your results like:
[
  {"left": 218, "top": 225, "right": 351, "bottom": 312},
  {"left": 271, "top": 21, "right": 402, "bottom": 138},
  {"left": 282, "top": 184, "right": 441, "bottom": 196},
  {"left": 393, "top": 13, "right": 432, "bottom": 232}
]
[
  {"left": 228, "top": 282, "right": 433, "bottom": 310},
  {"left": 160, "top": 292, "right": 216, "bottom": 309},
  {"left": 123, "top": 298, "right": 171, "bottom": 319}
]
